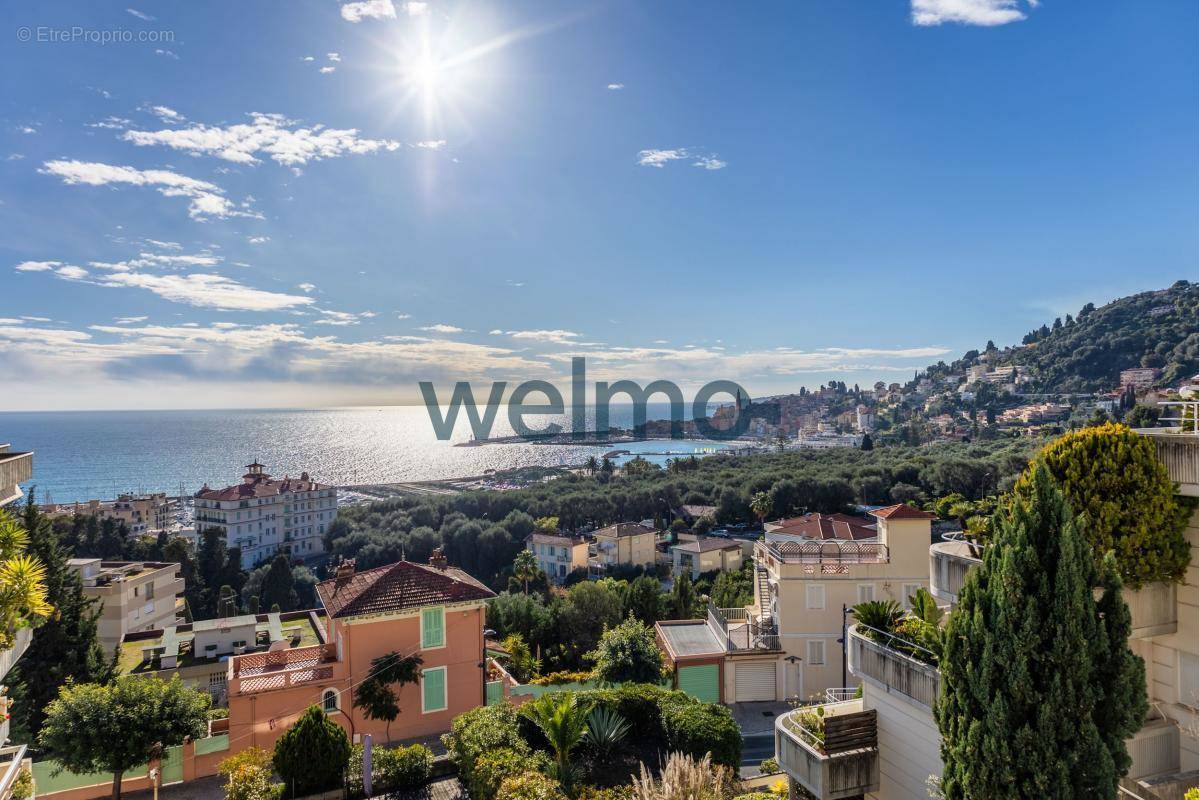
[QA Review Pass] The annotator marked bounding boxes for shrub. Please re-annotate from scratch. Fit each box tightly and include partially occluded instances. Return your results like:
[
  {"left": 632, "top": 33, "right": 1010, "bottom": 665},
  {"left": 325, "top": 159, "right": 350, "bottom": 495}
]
[
  {"left": 630, "top": 753, "right": 734, "bottom": 800},
  {"left": 662, "top": 701, "right": 742, "bottom": 768},
  {"left": 1018, "top": 423, "right": 1192, "bottom": 588},
  {"left": 208, "top": 708, "right": 230, "bottom": 720},
  {"left": 471, "top": 748, "right": 551, "bottom": 800},
  {"left": 272, "top": 706, "right": 352, "bottom": 797},
  {"left": 348, "top": 742, "right": 434, "bottom": 796},
  {"left": 587, "top": 618, "right": 663, "bottom": 685},
  {"left": 496, "top": 771, "right": 568, "bottom": 800},
  {"left": 579, "top": 787, "right": 634, "bottom": 800},
  {"left": 531, "top": 671, "right": 595, "bottom": 686},
  {"left": 225, "top": 763, "right": 280, "bottom": 800},
  {"left": 219, "top": 747, "right": 273, "bottom": 778},
  {"left": 443, "top": 704, "right": 532, "bottom": 799},
  {"left": 757, "top": 757, "right": 779, "bottom": 774},
  {"left": 10, "top": 767, "right": 32, "bottom": 800}
]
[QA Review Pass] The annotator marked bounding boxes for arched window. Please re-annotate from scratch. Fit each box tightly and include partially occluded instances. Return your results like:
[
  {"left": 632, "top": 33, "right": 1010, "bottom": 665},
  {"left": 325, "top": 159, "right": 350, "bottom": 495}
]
[{"left": 322, "top": 689, "right": 338, "bottom": 713}]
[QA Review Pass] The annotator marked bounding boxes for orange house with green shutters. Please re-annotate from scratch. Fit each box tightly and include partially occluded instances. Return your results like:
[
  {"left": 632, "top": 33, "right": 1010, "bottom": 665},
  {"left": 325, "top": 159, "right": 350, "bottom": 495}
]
[{"left": 226, "top": 551, "right": 495, "bottom": 750}]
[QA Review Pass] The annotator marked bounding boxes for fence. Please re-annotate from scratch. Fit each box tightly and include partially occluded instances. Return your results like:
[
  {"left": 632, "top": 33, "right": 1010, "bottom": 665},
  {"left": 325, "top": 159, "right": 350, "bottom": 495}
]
[{"left": 32, "top": 734, "right": 230, "bottom": 800}]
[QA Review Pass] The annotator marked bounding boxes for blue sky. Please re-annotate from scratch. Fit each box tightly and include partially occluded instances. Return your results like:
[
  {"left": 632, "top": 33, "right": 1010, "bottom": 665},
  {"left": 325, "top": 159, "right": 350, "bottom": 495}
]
[{"left": 2, "top": 0, "right": 1197, "bottom": 411}]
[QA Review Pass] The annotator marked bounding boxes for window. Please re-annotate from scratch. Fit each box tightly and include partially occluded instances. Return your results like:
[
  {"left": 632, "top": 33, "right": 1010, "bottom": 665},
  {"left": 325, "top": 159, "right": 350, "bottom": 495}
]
[
  {"left": 322, "top": 689, "right": 339, "bottom": 713},
  {"left": 144, "top": 582, "right": 155, "bottom": 600},
  {"left": 1181, "top": 652, "right": 1199, "bottom": 710},
  {"left": 806, "top": 584, "right": 825, "bottom": 610},
  {"left": 422, "top": 667, "right": 447, "bottom": 713},
  {"left": 857, "top": 584, "right": 874, "bottom": 603},
  {"left": 421, "top": 606, "right": 446, "bottom": 649},
  {"left": 807, "top": 639, "right": 826, "bottom": 666}
]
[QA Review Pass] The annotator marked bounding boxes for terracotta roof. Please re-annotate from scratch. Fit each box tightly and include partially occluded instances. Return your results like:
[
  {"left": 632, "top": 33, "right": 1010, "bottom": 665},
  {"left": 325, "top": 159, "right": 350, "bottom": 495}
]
[
  {"left": 869, "top": 504, "right": 937, "bottom": 521},
  {"left": 674, "top": 536, "right": 742, "bottom": 553},
  {"left": 195, "top": 471, "right": 329, "bottom": 501},
  {"left": 316, "top": 560, "right": 495, "bottom": 619},
  {"left": 768, "top": 513, "right": 876, "bottom": 541},
  {"left": 594, "top": 522, "right": 656, "bottom": 538}
]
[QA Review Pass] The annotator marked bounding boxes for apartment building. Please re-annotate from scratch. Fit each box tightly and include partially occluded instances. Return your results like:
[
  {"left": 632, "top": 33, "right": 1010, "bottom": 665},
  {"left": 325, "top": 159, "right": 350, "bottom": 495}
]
[
  {"left": 592, "top": 522, "right": 657, "bottom": 572},
  {"left": 773, "top": 430, "right": 1199, "bottom": 800},
  {"left": 525, "top": 532, "right": 588, "bottom": 583},
  {"left": 225, "top": 551, "right": 494, "bottom": 750},
  {"left": 194, "top": 462, "right": 337, "bottom": 569},
  {"left": 43, "top": 493, "right": 176, "bottom": 535},
  {"left": 670, "top": 536, "right": 743, "bottom": 579},
  {"left": 655, "top": 506, "right": 933, "bottom": 706},
  {"left": 69, "top": 559, "right": 185, "bottom": 650}
]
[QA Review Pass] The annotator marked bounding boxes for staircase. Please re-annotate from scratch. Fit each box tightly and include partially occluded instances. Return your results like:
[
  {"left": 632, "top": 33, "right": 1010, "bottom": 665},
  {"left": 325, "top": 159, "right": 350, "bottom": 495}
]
[{"left": 756, "top": 567, "right": 772, "bottom": 622}]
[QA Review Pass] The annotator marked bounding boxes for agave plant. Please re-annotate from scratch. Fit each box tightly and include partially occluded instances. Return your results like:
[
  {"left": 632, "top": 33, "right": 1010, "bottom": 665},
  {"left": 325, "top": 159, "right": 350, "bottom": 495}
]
[
  {"left": 583, "top": 707, "right": 629, "bottom": 761},
  {"left": 907, "top": 587, "right": 944, "bottom": 625}
]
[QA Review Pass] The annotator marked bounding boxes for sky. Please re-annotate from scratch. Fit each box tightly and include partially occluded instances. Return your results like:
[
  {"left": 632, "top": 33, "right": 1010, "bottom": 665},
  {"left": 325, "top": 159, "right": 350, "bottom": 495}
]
[{"left": 2, "top": 0, "right": 1198, "bottom": 411}]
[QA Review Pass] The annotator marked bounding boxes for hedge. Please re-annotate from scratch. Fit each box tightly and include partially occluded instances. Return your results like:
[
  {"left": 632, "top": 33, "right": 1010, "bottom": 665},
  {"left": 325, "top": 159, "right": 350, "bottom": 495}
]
[
  {"left": 443, "top": 704, "right": 533, "bottom": 800},
  {"left": 661, "top": 701, "right": 742, "bottom": 768},
  {"left": 347, "top": 743, "right": 433, "bottom": 797},
  {"left": 470, "top": 748, "right": 551, "bottom": 800}
]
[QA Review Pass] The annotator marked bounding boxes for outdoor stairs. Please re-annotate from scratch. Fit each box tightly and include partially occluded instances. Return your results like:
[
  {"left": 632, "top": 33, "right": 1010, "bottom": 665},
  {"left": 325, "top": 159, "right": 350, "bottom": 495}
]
[{"left": 756, "top": 567, "right": 772, "bottom": 621}]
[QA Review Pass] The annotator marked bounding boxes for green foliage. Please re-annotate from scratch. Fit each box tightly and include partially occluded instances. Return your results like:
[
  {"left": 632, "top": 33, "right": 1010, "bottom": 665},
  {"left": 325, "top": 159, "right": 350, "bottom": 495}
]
[
  {"left": 443, "top": 704, "right": 532, "bottom": 800},
  {"left": 907, "top": 587, "right": 943, "bottom": 625},
  {"left": 9, "top": 767, "right": 32, "bottom": 800},
  {"left": 582, "top": 708, "right": 629, "bottom": 762},
  {"left": 850, "top": 599, "right": 902, "bottom": 633},
  {"left": 272, "top": 706, "right": 352, "bottom": 798},
  {"left": 757, "top": 757, "right": 779, "bottom": 774},
  {"left": 219, "top": 748, "right": 278, "bottom": 800},
  {"left": 470, "top": 748, "right": 552, "bottom": 800},
  {"left": 710, "top": 563, "right": 754, "bottom": 609},
  {"left": 733, "top": 794, "right": 773, "bottom": 800},
  {"left": 661, "top": 701, "right": 742, "bottom": 769},
  {"left": 530, "top": 670, "right": 594, "bottom": 686},
  {"left": 258, "top": 554, "right": 300, "bottom": 612},
  {"left": 347, "top": 742, "right": 433, "bottom": 797},
  {"left": 520, "top": 694, "right": 590, "bottom": 790},
  {"left": 936, "top": 465, "right": 1148, "bottom": 800},
  {"left": 501, "top": 634, "right": 540, "bottom": 683},
  {"left": 624, "top": 576, "right": 663, "bottom": 625},
  {"left": 496, "top": 771, "right": 568, "bottom": 800},
  {"left": 353, "top": 651, "right": 423, "bottom": 742},
  {"left": 669, "top": 572, "right": 698, "bottom": 619},
  {"left": 588, "top": 618, "right": 663, "bottom": 685},
  {"left": 1021, "top": 423, "right": 1191, "bottom": 587},
  {"left": 40, "top": 676, "right": 209, "bottom": 800}
]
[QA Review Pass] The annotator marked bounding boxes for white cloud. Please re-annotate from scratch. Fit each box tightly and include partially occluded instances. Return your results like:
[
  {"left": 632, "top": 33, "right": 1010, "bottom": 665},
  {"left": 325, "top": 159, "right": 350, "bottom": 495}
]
[
  {"left": 320, "top": 66, "right": 337, "bottom": 74},
  {"left": 150, "top": 105, "right": 183, "bottom": 122},
  {"left": 15, "top": 261, "right": 60, "bottom": 272},
  {"left": 247, "top": 236, "right": 270, "bottom": 244},
  {"left": 327, "top": 52, "right": 341, "bottom": 62},
  {"left": 396, "top": 313, "right": 411, "bottom": 319},
  {"left": 413, "top": 140, "right": 446, "bottom": 150},
  {"left": 40, "top": 159, "right": 259, "bottom": 220},
  {"left": 97, "top": 272, "right": 315, "bottom": 311},
  {"left": 418, "top": 324, "right": 464, "bottom": 334},
  {"left": 298, "top": 283, "right": 317, "bottom": 293},
  {"left": 126, "top": 8, "right": 155, "bottom": 20},
  {"left": 115, "top": 316, "right": 148, "bottom": 324},
  {"left": 404, "top": 2, "right": 429, "bottom": 15},
  {"left": 607, "top": 83, "right": 624, "bottom": 91},
  {"left": 19, "top": 126, "right": 37, "bottom": 135},
  {"left": 693, "top": 156, "right": 727, "bottom": 170},
  {"left": 911, "top": 0, "right": 1031, "bottom": 26},
  {"left": 122, "top": 112, "right": 401, "bottom": 167},
  {"left": 144, "top": 239, "right": 182, "bottom": 250},
  {"left": 56, "top": 265, "right": 89, "bottom": 280},
  {"left": 494, "top": 329, "right": 581, "bottom": 345},
  {"left": 341, "top": 0, "right": 396, "bottom": 22},
  {"left": 88, "top": 116, "right": 132, "bottom": 130},
  {"left": 155, "top": 49, "right": 179, "bottom": 59},
  {"left": 638, "top": 149, "right": 687, "bottom": 168},
  {"left": 303, "top": 56, "right": 315, "bottom": 62}
]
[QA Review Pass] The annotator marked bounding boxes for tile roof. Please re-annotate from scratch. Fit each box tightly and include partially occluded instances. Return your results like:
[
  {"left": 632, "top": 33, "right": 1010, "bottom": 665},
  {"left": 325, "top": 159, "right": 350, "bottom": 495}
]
[
  {"left": 673, "top": 536, "right": 742, "bottom": 553},
  {"left": 869, "top": 503, "right": 937, "bottom": 521},
  {"left": 316, "top": 560, "right": 495, "bottom": 619},
  {"left": 526, "top": 532, "right": 584, "bottom": 546},
  {"left": 768, "top": 513, "right": 876, "bottom": 541},
  {"left": 594, "top": 522, "right": 656, "bottom": 538},
  {"left": 195, "top": 469, "right": 329, "bottom": 501}
]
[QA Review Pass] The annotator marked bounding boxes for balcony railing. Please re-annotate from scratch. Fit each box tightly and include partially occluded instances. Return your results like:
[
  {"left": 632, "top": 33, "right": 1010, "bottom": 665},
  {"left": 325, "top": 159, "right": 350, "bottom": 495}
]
[
  {"left": 775, "top": 699, "right": 879, "bottom": 800},
  {"left": 847, "top": 625, "right": 941, "bottom": 711},
  {"left": 1125, "top": 713, "right": 1180, "bottom": 780},
  {"left": 0, "top": 626, "right": 33, "bottom": 683},
  {"left": 0, "top": 745, "right": 28, "bottom": 800},
  {"left": 1126, "top": 582, "right": 1178, "bottom": 638},
  {"left": 228, "top": 642, "right": 337, "bottom": 696},
  {"left": 756, "top": 539, "right": 888, "bottom": 567},
  {"left": 0, "top": 449, "right": 33, "bottom": 507},
  {"left": 929, "top": 538, "right": 982, "bottom": 603},
  {"left": 1135, "top": 427, "right": 1199, "bottom": 494},
  {"left": 708, "top": 602, "right": 781, "bottom": 651}
]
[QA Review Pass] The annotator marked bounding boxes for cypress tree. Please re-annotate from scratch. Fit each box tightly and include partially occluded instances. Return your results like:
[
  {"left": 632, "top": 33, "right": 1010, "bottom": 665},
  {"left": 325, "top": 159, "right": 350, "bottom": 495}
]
[
  {"left": 936, "top": 465, "right": 1146, "bottom": 799},
  {"left": 260, "top": 554, "right": 299, "bottom": 612},
  {"left": 9, "top": 498, "right": 116, "bottom": 747}
]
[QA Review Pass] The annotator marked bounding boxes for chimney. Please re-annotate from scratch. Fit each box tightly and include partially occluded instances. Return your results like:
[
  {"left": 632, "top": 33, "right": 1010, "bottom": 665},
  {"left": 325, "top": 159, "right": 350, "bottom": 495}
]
[
  {"left": 334, "top": 559, "right": 356, "bottom": 587},
  {"left": 428, "top": 547, "right": 448, "bottom": 570}
]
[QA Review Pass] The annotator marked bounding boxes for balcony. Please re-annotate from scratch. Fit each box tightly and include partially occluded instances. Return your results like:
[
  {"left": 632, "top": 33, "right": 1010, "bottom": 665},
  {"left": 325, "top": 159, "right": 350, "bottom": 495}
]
[
  {"left": 755, "top": 539, "right": 889, "bottom": 571},
  {"left": 775, "top": 699, "right": 879, "bottom": 800},
  {"left": 0, "top": 626, "right": 33, "bottom": 683},
  {"left": 847, "top": 625, "right": 941, "bottom": 711},
  {"left": 0, "top": 745, "right": 29, "bottom": 800},
  {"left": 1125, "top": 712, "right": 1180, "bottom": 780},
  {"left": 929, "top": 539, "right": 982, "bottom": 603},
  {"left": 0, "top": 447, "right": 33, "bottom": 507},
  {"left": 1126, "top": 582, "right": 1178, "bottom": 638},
  {"left": 1135, "top": 427, "right": 1199, "bottom": 496},
  {"left": 708, "top": 602, "right": 781, "bottom": 651},
  {"left": 227, "top": 642, "right": 338, "bottom": 696}
]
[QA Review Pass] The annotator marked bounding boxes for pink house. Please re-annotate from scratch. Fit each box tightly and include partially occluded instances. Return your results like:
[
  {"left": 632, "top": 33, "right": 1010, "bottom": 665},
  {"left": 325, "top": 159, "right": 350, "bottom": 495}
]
[{"left": 227, "top": 552, "right": 495, "bottom": 750}]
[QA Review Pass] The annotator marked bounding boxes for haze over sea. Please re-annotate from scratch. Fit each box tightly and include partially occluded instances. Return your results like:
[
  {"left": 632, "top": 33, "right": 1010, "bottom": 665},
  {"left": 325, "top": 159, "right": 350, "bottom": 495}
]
[{"left": 1, "top": 404, "right": 737, "bottom": 503}]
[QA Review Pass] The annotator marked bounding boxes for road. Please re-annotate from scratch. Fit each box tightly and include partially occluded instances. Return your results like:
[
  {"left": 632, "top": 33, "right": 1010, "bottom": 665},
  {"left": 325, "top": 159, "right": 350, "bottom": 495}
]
[{"left": 741, "top": 731, "right": 776, "bottom": 777}]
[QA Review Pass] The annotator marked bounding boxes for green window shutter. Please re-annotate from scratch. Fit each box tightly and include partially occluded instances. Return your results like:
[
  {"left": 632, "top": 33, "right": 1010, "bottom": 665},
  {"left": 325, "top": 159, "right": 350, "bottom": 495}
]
[
  {"left": 422, "top": 607, "right": 445, "bottom": 648},
  {"left": 422, "top": 668, "right": 447, "bottom": 712}
]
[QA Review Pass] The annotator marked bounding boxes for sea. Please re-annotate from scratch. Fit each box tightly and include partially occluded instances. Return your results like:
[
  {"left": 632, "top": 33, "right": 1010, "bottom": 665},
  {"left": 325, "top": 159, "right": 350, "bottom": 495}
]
[{"left": 0, "top": 404, "right": 742, "bottom": 504}]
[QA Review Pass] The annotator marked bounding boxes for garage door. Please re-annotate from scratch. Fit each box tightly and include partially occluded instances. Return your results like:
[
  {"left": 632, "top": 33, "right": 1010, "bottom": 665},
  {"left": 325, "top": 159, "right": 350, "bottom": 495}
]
[
  {"left": 734, "top": 661, "right": 777, "bottom": 702},
  {"left": 678, "top": 664, "right": 720, "bottom": 703}
]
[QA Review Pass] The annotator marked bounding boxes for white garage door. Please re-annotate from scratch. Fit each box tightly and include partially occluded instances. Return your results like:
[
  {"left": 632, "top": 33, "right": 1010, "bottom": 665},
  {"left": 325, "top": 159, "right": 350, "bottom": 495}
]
[{"left": 734, "top": 661, "right": 777, "bottom": 702}]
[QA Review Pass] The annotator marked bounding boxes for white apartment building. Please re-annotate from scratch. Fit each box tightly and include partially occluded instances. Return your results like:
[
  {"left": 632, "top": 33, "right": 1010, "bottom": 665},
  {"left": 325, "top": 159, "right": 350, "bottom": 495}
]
[
  {"left": 526, "top": 532, "right": 588, "bottom": 583},
  {"left": 68, "top": 558, "right": 185, "bottom": 650},
  {"left": 194, "top": 462, "right": 337, "bottom": 569}
]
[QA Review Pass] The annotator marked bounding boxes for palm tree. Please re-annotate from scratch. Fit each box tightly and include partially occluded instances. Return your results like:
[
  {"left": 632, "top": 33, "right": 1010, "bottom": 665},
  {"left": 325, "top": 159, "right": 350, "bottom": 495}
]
[
  {"left": 750, "top": 491, "right": 773, "bottom": 525},
  {"left": 583, "top": 455, "right": 599, "bottom": 475},
  {"left": 523, "top": 694, "right": 589, "bottom": 790},
  {"left": 512, "top": 550, "right": 538, "bottom": 595},
  {"left": 353, "top": 651, "right": 423, "bottom": 743},
  {"left": 0, "top": 509, "right": 51, "bottom": 649}
]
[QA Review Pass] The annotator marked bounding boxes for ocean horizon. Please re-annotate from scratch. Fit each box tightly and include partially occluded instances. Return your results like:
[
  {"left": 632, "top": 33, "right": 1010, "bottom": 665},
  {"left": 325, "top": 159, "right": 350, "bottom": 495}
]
[{"left": 1, "top": 404, "right": 739, "bottom": 504}]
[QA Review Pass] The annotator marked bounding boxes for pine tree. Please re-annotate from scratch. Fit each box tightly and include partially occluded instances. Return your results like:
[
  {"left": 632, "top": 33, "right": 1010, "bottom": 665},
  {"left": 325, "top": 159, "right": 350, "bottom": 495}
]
[
  {"left": 260, "top": 554, "right": 299, "bottom": 612},
  {"left": 9, "top": 498, "right": 116, "bottom": 746},
  {"left": 936, "top": 465, "right": 1146, "bottom": 800}
]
